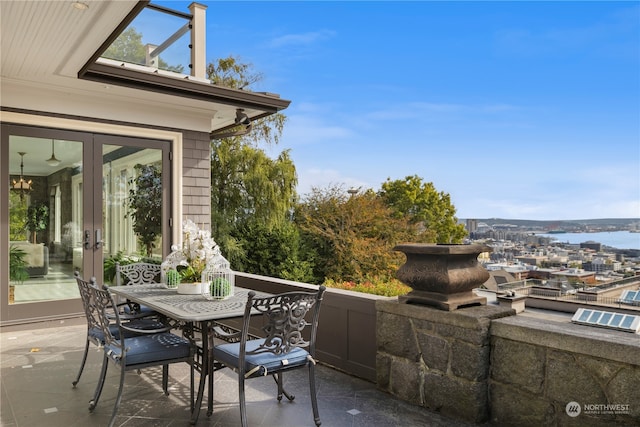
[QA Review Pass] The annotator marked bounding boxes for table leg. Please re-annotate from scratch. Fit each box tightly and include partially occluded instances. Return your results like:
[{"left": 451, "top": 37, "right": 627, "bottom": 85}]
[
  {"left": 190, "top": 321, "right": 209, "bottom": 425},
  {"left": 207, "top": 321, "right": 214, "bottom": 416}
]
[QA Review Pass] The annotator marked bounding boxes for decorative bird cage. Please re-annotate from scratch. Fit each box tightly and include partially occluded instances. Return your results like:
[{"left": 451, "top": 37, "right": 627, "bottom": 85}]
[
  {"left": 201, "top": 254, "right": 235, "bottom": 300},
  {"left": 161, "top": 249, "right": 184, "bottom": 289}
]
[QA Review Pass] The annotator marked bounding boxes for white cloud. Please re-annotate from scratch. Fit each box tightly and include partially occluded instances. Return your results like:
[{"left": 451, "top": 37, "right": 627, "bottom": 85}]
[
  {"left": 268, "top": 30, "right": 336, "bottom": 49},
  {"left": 281, "top": 114, "right": 355, "bottom": 146}
]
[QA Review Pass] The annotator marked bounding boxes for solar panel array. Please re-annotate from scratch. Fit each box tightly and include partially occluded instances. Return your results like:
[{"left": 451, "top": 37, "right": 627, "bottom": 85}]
[
  {"left": 618, "top": 290, "right": 640, "bottom": 306},
  {"left": 571, "top": 308, "right": 640, "bottom": 333}
]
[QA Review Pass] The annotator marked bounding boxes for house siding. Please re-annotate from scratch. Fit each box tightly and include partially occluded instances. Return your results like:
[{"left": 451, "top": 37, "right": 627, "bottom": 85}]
[{"left": 181, "top": 130, "right": 211, "bottom": 228}]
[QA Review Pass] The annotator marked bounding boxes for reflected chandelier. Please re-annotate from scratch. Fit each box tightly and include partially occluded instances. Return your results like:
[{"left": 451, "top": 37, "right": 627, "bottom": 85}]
[{"left": 11, "top": 152, "right": 33, "bottom": 200}]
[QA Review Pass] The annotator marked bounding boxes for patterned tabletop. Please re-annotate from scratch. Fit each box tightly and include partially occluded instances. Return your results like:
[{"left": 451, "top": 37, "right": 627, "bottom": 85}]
[{"left": 109, "top": 284, "right": 266, "bottom": 322}]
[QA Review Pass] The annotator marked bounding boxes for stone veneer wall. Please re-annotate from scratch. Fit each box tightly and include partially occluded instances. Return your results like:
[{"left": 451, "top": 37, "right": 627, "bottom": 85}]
[
  {"left": 376, "top": 300, "right": 514, "bottom": 423},
  {"left": 490, "top": 315, "right": 640, "bottom": 426},
  {"left": 181, "top": 130, "right": 211, "bottom": 228},
  {"left": 376, "top": 300, "right": 640, "bottom": 426}
]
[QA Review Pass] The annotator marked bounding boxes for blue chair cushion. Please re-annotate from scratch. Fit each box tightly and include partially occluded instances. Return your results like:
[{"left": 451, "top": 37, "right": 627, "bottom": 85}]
[
  {"left": 214, "top": 339, "right": 310, "bottom": 377},
  {"left": 88, "top": 319, "right": 164, "bottom": 342},
  {"left": 104, "top": 332, "right": 191, "bottom": 366}
]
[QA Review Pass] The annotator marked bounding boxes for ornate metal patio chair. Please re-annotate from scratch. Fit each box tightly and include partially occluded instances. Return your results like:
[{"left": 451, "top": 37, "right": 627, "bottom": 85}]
[
  {"left": 79, "top": 276, "right": 195, "bottom": 427},
  {"left": 115, "top": 261, "right": 162, "bottom": 317},
  {"left": 213, "top": 286, "right": 326, "bottom": 427},
  {"left": 72, "top": 272, "right": 165, "bottom": 388}
]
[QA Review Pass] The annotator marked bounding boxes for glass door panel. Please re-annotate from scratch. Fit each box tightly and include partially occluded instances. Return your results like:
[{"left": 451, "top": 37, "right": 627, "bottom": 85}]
[
  {"left": 102, "top": 144, "right": 164, "bottom": 284},
  {"left": 8, "top": 136, "right": 84, "bottom": 304},
  {"left": 3, "top": 125, "right": 171, "bottom": 324}
]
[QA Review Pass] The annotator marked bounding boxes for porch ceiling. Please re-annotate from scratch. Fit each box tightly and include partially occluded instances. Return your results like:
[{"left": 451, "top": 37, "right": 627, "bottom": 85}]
[{"left": 0, "top": 1, "right": 289, "bottom": 132}]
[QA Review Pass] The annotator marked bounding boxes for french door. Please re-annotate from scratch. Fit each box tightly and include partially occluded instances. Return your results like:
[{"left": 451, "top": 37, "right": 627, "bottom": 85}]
[{"left": 2, "top": 124, "right": 171, "bottom": 324}]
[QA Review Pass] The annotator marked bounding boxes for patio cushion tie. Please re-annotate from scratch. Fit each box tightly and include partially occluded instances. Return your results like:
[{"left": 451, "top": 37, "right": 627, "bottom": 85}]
[{"left": 245, "top": 364, "right": 267, "bottom": 378}]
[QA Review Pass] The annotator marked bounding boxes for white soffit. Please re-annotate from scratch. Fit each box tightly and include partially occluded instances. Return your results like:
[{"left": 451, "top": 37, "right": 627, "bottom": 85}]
[
  {"left": 0, "top": 0, "right": 137, "bottom": 79},
  {"left": 0, "top": 1, "right": 286, "bottom": 132}
]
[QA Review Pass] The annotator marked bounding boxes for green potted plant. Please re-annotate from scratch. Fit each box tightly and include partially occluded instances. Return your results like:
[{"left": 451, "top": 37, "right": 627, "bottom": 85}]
[
  {"left": 25, "top": 203, "right": 48, "bottom": 244},
  {"left": 165, "top": 269, "right": 181, "bottom": 289},
  {"left": 210, "top": 276, "right": 233, "bottom": 299},
  {"left": 9, "top": 245, "right": 29, "bottom": 304}
]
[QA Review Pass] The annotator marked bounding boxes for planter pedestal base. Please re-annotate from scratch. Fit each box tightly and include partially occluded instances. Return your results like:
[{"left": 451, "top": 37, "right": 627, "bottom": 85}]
[{"left": 399, "top": 289, "right": 486, "bottom": 311}]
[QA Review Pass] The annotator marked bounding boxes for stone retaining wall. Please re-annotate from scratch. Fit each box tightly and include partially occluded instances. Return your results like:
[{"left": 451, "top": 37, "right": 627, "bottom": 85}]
[
  {"left": 376, "top": 300, "right": 640, "bottom": 426},
  {"left": 490, "top": 315, "right": 640, "bottom": 426},
  {"left": 375, "top": 300, "right": 513, "bottom": 423}
]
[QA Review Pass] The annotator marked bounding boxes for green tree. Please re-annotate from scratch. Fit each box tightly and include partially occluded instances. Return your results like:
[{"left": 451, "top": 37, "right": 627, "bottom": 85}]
[
  {"left": 103, "top": 27, "right": 184, "bottom": 73},
  {"left": 379, "top": 175, "right": 467, "bottom": 243},
  {"left": 127, "top": 164, "right": 162, "bottom": 257},
  {"left": 295, "top": 185, "right": 415, "bottom": 284},
  {"left": 210, "top": 139, "right": 298, "bottom": 269},
  {"left": 208, "top": 56, "right": 286, "bottom": 145},
  {"left": 208, "top": 56, "right": 299, "bottom": 276},
  {"left": 233, "top": 220, "right": 313, "bottom": 282}
]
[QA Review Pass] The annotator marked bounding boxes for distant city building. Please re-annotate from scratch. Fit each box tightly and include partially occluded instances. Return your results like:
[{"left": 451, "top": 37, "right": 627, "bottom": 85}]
[
  {"left": 515, "top": 255, "right": 546, "bottom": 266},
  {"left": 583, "top": 258, "right": 622, "bottom": 273},
  {"left": 551, "top": 269, "right": 597, "bottom": 285},
  {"left": 466, "top": 219, "right": 478, "bottom": 233},
  {"left": 581, "top": 241, "right": 602, "bottom": 251}
]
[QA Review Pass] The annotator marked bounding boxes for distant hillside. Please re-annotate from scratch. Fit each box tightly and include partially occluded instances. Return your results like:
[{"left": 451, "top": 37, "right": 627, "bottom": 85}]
[{"left": 462, "top": 218, "right": 640, "bottom": 228}]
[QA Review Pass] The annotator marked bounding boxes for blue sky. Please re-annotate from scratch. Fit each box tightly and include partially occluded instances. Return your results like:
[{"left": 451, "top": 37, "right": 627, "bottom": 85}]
[{"left": 155, "top": 1, "right": 639, "bottom": 221}]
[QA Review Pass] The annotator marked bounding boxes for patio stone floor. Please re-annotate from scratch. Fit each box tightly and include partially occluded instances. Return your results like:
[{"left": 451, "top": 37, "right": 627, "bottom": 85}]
[{"left": 1, "top": 318, "right": 478, "bottom": 427}]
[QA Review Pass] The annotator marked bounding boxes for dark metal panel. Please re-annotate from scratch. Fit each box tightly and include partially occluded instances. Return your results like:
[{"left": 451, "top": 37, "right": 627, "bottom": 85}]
[
  {"left": 235, "top": 273, "right": 381, "bottom": 382},
  {"left": 80, "top": 63, "right": 291, "bottom": 112}
]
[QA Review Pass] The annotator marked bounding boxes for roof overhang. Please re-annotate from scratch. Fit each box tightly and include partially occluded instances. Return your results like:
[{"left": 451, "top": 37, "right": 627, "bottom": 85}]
[
  {"left": 82, "top": 58, "right": 290, "bottom": 119},
  {"left": 0, "top": 0, "right": 290, "bottom": 134}
]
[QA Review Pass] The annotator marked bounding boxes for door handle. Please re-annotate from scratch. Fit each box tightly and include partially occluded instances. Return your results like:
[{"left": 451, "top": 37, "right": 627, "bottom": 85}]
[
  {"left": 84, "top": 230, "right": 91, "bottom": 250},
  {"left": 95, "top": 229, "right": 102, "bottom": 250}
]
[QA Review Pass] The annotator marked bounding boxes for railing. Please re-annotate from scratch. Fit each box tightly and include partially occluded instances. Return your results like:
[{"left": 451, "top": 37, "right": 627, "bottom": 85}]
[
  {"left": 234, "top": 271, "right": 385, "bottom": 382},
  {"left": 99, "top": 3, "right": 203, "bottom": 76},
  {"left": 589, "top": 275, "right": 640, "bottom": 290},
  {"left": 232, "top": 272, "right": 640, "bottom": 382},
  {"left": 496, "top": 276, "right": 640, "bottom": 313}
]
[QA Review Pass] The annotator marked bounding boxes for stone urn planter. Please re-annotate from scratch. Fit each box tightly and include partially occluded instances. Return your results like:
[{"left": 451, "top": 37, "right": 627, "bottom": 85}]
[{"left": 394, "top": 243, "right": 492, "bottom": 310}]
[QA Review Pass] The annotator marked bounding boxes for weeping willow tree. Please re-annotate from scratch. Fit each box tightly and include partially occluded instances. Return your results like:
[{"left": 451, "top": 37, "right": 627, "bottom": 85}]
[{"left": 208, "top": 56, "right": 303, "bottom": 278}]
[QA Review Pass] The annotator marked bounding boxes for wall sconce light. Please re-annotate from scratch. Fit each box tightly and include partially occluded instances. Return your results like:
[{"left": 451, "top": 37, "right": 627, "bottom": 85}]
[{"left": 209, "top": 109, "right": 253, "bottom": 140}]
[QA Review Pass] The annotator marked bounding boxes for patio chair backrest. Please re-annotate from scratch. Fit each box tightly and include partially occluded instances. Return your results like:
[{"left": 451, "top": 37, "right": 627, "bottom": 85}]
[
  {"left": 241, "top": 287, "right": 326, "bottom": 358},
  {"left": 76, "top": 275, "right": 120, "bottom": 348},
  {"left": 75, "top": 272, "right": 102, "bottom": 343},
  {"left": 115, "top": 262, "right": 161, "bottom": 286}
]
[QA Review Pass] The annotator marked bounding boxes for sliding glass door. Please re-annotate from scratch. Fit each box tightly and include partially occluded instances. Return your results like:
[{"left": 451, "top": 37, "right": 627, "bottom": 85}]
[{"left": 2, "top": 124, "right": 171, "bottom": 323}]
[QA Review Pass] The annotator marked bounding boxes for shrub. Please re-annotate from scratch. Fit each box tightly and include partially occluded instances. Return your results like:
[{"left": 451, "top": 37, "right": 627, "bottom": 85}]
[{"left": 323, "top": 276, "right": 410, "bottom": 297}]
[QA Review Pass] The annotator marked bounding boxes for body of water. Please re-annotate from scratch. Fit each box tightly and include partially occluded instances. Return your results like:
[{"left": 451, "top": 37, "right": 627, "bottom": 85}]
[{"left": 537, "top": 231, "right": 640, "bottom": 250}]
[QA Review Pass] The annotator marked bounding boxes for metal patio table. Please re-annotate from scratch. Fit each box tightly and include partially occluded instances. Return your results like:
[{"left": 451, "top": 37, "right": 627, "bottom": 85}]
[{"left": 109, "top": 284, "right": 269, "bottom": 425}]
